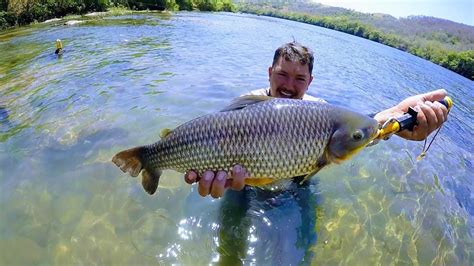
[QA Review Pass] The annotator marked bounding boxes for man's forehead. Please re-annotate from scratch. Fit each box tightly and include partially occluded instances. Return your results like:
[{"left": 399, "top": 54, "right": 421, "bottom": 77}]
[{"left": 275, "top": 58, "right": 310, "bottom": 75}]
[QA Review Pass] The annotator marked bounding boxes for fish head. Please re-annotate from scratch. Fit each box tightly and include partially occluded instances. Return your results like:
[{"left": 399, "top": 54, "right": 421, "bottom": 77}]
[{"left": 327, "top": 108, "right": 379, "bottom": 163}]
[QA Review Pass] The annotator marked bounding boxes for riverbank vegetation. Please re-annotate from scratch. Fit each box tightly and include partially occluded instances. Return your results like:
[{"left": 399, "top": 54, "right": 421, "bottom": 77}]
[
  {"left": 1, "top": 0, "right": 472, "bottom": 80},
  {"left": 236, "top": 2, "right": 473, "bottom": 80},
  {"left": 0, "top": 0, "right": 234, "bottom": 29}
]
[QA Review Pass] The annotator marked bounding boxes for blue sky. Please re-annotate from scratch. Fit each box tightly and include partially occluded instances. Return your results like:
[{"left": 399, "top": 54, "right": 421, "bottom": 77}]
[{"left": 314, "top": 0, "right": 474, "bottom": 25}]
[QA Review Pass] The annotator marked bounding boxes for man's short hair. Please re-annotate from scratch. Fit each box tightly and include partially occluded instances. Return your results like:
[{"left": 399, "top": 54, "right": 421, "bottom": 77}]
[{"left": 272, "top": 42, "right": 314, "bottom": 75}]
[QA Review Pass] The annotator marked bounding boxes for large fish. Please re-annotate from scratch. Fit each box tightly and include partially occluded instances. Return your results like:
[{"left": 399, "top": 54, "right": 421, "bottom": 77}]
[{"left": 112, "top": 95, "right": 379, "bottom": 194}]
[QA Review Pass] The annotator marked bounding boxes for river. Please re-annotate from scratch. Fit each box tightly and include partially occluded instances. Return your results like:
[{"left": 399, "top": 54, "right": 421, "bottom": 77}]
[{"left": 0, "top": 12, "right": 472, "bottom": 265}]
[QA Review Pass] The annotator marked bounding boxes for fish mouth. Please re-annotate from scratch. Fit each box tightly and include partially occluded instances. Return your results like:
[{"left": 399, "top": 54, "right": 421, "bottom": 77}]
[{"left": 367, "top": 124, "right": 379, "bottom": 142}]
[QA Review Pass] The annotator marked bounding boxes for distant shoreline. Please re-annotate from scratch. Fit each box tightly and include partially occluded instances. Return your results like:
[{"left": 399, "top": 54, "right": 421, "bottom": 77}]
[
  {"left": 237, "top": 7, "right": 473, "bottom": 81},
  {"left": 1, "top": 1, "right": 472, "bottom": 80}
]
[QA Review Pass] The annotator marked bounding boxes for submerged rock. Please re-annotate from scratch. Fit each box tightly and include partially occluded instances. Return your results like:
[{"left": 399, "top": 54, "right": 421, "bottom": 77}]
[
  {"left": 85, "top": 12, "right": 107, "bottom": 17},
  {"left": 43, "top": 18, "right": 61, "bottom": 23},
  {"left": 65, "top": 20, "right": 84, "bottom": 26}
]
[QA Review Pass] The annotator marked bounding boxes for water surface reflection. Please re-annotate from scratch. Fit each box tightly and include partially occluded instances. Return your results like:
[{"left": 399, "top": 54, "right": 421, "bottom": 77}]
[{"left": 0, "top": 11, "right": 472, "bottom": 265}]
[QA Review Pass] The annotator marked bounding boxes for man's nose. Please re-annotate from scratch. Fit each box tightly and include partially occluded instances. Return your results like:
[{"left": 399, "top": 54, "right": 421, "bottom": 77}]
[{"left": 284, "top": 77, "right": 295, "bottom": 91}]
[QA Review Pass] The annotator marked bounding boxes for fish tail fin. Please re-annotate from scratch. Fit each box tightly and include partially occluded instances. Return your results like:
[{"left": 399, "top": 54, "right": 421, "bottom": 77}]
[
  {"left": 141, "top": 168, "right": 162, "bottom": 195},
  {"left": 112, "top": 147, "right": 145, "bottom": 177},
  {"left": 112, "top": 146, "right": 162, "bottom": 195}
]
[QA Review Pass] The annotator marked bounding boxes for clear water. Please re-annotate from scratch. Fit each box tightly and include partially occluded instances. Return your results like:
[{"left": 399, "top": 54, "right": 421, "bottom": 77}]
[{"left": 0, "top": 12, "right": 472, "bottom": 265}]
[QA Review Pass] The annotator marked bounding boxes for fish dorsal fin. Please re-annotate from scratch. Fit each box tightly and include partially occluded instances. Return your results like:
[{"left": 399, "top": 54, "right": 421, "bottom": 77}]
[
  {"left": 160, "top": 128, "right": 172, "bottom": 139},
  {"left": 220, "top": 95, "right": 274, "bottom": 112}
]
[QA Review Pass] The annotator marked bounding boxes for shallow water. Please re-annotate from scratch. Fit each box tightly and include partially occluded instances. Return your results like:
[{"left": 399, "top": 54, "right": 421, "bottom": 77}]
[{"left": 0, "top": 12, "right": 472, "bottom": 265}]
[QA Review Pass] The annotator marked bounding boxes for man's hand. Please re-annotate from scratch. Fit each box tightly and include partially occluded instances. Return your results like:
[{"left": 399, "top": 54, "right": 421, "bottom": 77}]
[
  {"left": 184, "top": 165, "right": 248, "bottom": 198},
  {"left": 374, "top": 89, "right": 449, "bottom": 141}
]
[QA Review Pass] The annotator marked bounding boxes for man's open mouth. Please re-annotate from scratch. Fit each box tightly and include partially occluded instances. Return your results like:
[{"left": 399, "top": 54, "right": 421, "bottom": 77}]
[{"left": 279, "top": 89, "right": 294, "bottom": 98}]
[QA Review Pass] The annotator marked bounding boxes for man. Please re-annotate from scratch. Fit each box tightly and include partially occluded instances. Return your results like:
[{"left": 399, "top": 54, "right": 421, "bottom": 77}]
[{"left": 184, "top": 42, "right": 449, "bottom": 198}]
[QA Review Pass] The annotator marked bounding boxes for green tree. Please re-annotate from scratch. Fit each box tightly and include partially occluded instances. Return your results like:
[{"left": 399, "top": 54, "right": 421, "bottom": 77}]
[
  {"left": 236, "top": 4, "right": 473, "bottom": 80},
  {"left": 0, "top": 0, "right": 7, "bottom": 11},
  {"left": 165, "top": 0, "right": 179, "bottom": 11},
  {"left": 195, "top": 0, "right": 216, "bottom": 11},
  {"left": 176, "top": 0, "right": 193, "bottom": 10}
]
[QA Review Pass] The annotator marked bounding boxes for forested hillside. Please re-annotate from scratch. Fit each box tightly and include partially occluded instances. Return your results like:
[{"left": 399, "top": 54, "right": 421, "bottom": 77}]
[
  {"left": 235, "top": 0, "right": 474, "bottom": 80},
  {"left": 245, "top": 1, "right": 474, "bottom": 51}
]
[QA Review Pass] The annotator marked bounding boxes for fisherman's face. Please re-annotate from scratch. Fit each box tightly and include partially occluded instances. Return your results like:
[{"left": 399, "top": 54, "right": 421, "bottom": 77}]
[{"left": 268, "top": 57, "right": 313, "bottom": 99}]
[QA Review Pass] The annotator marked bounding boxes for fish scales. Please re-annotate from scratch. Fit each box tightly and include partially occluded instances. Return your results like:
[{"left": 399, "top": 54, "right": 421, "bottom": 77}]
[
  {"left": 143, "top": 99, "right": 332, "bottom": 179},
  {"left": 112, "top": 96, "right": 379, "bottom": 194}
]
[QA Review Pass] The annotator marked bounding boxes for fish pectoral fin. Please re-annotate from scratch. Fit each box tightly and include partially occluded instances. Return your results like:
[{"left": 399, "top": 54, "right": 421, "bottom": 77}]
[
  {"left": 299, "top": 169, "right": 320, "bottom": 185},
  {"left": 220, "top": 95, "right": 274, "bottom": 112},
  {"left": 244, "top": 177, "right": 275, "bottom": 186},
  {"left": 160, "top": 128, "right": 172, "bottom": 139},
  {"left": 142, "top": 168, "right": 162, "bottom": 195},
  {"left": 299, "top": 152, "right": 330, "bottom": 184}
]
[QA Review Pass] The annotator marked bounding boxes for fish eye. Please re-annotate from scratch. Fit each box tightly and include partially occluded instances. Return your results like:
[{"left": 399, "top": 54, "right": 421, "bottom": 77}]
[{"left": 352, "top": 130, "right": 363, "bottom": 141}]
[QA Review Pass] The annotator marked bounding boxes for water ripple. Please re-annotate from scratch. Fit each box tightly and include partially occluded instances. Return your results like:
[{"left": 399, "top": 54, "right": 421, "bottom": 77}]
[{"left": 0, "top": 12, "right": 472, "bottom": 265}]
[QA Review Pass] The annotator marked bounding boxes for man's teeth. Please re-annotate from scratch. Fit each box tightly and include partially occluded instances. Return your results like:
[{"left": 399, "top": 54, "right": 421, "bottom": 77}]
[{"left": 281, "top": 91, "right": 293, "bottom": 96}]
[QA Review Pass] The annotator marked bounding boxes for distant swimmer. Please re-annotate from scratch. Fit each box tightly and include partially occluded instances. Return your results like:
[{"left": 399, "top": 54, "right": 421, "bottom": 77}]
[{"left": 55, "top": 39, "right": 63, "bottom": 55}]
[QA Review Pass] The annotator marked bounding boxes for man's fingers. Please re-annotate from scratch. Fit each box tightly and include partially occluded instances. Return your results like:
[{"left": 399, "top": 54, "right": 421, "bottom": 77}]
[
  {"left": 230, "top": 165, "right": 246, "bottom": 191},
  {"left": 413, "top": 104, "right": 428, "bottom": 140},
  {"left": 210, "top": 171, "right": 227, "bottom": 198},
  {"left": 188, "top": 165, "right": 249, "bottom": 197},
  {"left": 421, "top": 89, "right": 447, "bottom": 102},
  {"left": 198, "top": 171, "right": 214, "bottom": 197},
  {"left": 394, "top": 90, "right": 449, "bottom": 141},
  {"left": 421, "top": 101, "right": 438, "bottom": 133},
  {"left": 184, "top": 171, "right": 198, "bottom": 184},
  {"left": 433, "top": 101, "right": 447, "bottom": 125}
]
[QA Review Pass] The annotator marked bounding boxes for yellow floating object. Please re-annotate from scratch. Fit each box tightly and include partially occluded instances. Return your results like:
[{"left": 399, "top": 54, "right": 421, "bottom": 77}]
[{"left": 55, "top": 39, "right": 63, "bottom": 50}]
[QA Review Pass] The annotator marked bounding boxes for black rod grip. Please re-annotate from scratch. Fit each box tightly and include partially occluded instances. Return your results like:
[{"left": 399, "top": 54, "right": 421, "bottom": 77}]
[{"left": 396, "top": 96, "right": 452, "bottom": 132}]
